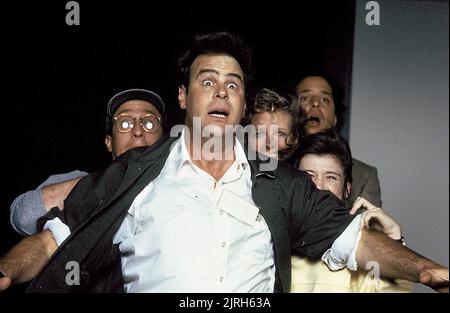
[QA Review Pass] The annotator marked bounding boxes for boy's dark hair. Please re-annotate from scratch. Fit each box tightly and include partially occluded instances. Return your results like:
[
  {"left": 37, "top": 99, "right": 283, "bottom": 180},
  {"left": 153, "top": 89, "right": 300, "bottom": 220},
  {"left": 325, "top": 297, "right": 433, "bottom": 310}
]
[
  {"left": 292, "top": 71, "right": 347, "bottom": 132},
  {"left": 292, "top": 128, "right": 353, "bottom": 185},
  {"left": 177, "top": 31, "right": 254, "bottom": 90}
]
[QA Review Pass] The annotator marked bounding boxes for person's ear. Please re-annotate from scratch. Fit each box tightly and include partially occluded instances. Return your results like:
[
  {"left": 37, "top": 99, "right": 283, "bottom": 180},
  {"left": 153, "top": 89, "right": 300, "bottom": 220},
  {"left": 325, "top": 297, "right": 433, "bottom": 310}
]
[
  {"left": 105, "top": 135, "right": 113, "bottom": 153},
  {"left": 179, "top": 86, "right": 187, "bottom": 110},
  {"left": 333, "top": 116, "right": 338, "bottom": 127}
]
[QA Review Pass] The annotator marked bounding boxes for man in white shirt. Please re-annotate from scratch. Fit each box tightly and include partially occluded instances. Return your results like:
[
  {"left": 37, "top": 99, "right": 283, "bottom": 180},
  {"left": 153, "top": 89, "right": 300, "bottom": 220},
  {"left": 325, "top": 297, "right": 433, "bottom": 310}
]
[{"left": 0, "top": 31, "right": 448, "bottom": 293}]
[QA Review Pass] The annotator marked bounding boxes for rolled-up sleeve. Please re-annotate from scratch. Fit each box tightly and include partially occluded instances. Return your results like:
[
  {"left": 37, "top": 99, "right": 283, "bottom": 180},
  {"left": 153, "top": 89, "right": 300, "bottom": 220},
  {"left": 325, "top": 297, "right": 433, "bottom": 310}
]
[
  {"left": 10, "top": 171, "right": 87, "bottom": 235},
  {"left": 10, "top": 190, "right": 47, "bottom": 235},
  {"left": 9, "top": 170, "right": 88, "bottom": 236},
  {"left": 321, "top": 214, "right": 362, "bottom": 271}
]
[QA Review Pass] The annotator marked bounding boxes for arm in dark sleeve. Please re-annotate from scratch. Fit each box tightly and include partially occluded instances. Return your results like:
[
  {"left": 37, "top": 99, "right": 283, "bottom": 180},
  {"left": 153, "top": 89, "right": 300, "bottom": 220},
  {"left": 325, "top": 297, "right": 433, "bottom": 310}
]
[
  {"left": 288, "top": 171, "right": 358, "bottom": 259},
  {"left": 35, "top": 149, "right": 136, "bottom": 233},
  {"left": 35, "top": 172, "right": 99, "bottom": 233}
]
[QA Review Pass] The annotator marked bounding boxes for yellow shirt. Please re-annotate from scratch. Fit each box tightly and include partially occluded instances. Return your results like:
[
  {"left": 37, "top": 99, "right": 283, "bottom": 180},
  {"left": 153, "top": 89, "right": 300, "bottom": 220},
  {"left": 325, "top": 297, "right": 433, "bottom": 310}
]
[{"left": 291, "top": 256, "right": 413, "bottom": 293}]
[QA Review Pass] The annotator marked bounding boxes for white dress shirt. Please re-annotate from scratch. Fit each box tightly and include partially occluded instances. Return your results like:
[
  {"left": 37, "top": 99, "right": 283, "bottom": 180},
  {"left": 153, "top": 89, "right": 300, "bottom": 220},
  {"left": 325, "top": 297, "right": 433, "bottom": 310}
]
[{"left": 112, "top": 131, "right": 275, "bottom": 292}]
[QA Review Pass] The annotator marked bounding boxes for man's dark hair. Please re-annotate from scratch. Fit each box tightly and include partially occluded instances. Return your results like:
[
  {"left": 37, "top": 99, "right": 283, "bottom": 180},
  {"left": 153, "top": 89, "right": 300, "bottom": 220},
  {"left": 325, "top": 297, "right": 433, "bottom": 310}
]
[
  {"left": 291, "top": 128, "right": 353, "bottom": 185},
  {"left": 177, "top": 31, "right": 253, "bottom": 90},
  {"left": 292, "top": 71, "right": 347, "bottom": 132}
]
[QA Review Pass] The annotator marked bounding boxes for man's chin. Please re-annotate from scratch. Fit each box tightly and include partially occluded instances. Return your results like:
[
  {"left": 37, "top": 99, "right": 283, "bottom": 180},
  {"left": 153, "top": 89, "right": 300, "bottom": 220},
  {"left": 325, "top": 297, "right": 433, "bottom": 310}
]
[
  {"left": 202, "top": 122, "right": 239, "bottom": 137},
  {"left": 305, "top": 124, "right": 327, "bottom": 135}
]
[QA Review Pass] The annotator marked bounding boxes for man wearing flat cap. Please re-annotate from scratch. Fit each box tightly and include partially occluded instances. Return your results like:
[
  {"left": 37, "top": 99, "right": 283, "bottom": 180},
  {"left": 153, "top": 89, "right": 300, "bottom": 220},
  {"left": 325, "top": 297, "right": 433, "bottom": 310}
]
[{"left": 9, "top": 88, "right": 166, "bottom": 236}]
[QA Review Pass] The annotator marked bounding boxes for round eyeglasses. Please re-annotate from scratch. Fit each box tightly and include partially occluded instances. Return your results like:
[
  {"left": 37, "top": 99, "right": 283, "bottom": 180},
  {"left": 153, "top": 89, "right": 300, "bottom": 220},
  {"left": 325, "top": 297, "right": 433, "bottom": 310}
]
[{"left": 113, "top": 113, "right": 162, "bottom": 133}]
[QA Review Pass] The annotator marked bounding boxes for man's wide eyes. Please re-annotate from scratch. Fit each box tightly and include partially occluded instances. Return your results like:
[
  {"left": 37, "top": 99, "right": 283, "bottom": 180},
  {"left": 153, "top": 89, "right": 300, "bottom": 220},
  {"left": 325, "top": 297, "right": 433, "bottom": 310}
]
[
  {"left": 202, "top": 80, "right": 214, "bottom": 87},
  {"left": 227, "top": 82, "right": 238, "bottom": 89}
]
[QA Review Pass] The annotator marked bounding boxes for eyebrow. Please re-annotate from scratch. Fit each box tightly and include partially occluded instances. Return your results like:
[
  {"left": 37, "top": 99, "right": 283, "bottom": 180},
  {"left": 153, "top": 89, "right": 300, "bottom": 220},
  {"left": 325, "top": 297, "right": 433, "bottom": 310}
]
[
  {"left": 325, "top": 170, "right": 343, "bottom": 177},
  {"left": 299, "top": 89, "right": 332, "bottom": 97},
  {"left": 197, "top": 69, "right": 243, "bottom": 83}
]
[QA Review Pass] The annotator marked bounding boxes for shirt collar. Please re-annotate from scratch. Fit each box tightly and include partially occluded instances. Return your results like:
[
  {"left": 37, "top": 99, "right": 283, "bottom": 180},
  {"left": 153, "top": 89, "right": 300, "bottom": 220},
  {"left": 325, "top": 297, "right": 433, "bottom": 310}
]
[{"left": 168, "top": 128, "right": 250, "bottom": 177}]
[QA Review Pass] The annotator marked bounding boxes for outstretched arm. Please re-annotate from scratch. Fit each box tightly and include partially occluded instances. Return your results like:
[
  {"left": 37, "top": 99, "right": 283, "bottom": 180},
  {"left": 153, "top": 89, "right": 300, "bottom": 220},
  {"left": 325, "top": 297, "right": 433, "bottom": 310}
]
[
  {"left": 41, "top": 178, "right": 82, "bottom": 211},
  {"left": 10, "top": 171, "right": 86, "bottom": 235},
  {"left": 0, "top": 230, "right": 57, "bottom": 291},
  {"left": 356, "top": 229, "right": 449, "bottom": 292}
]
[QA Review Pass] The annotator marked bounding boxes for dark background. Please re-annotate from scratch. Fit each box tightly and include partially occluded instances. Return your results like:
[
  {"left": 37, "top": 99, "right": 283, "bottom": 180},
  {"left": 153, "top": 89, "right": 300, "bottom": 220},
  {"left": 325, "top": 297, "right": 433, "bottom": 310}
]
[{"left": 0, "top": 0, "right": 355, "bottom": 278}]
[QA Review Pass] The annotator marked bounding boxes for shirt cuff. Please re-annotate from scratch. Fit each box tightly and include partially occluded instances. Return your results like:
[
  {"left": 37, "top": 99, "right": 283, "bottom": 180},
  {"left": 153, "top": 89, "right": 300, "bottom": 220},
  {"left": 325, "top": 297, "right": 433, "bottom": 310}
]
[
  {"left": 43, "top": 217, "right": 71, "bottom": 247},
  {"left": 321, "top": 214, "right": 362, "bottom": 271}
]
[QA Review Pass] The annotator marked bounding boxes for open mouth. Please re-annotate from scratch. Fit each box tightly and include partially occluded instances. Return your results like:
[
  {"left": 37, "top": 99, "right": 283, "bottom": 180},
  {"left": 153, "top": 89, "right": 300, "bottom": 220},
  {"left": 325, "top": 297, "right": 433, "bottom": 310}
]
[
  {"left": 307, "top": 116, "right": 320, "bottom": 123},
  {"left": 208, "top": 110, "right": 229, "bottom": 118}
]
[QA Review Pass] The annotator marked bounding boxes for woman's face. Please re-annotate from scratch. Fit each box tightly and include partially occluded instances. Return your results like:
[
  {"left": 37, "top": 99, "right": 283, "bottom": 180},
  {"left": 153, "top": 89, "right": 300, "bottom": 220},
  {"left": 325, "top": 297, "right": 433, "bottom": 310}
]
[{"left": 249, "top": 110, "right": 294, "bottom": 159}]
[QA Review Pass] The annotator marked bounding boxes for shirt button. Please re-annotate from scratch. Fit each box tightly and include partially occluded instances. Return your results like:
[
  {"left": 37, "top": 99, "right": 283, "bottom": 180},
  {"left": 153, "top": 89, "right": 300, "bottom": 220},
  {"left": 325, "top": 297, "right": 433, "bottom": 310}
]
[
  {"left": 219, "top": 210, "right": 224, "bottom": 215},
  {"left": 219, "top": 277, "right": 224, "bottom": 283},
  {"left": 221, "top": 242, "right": 226, "bottom": 247}
]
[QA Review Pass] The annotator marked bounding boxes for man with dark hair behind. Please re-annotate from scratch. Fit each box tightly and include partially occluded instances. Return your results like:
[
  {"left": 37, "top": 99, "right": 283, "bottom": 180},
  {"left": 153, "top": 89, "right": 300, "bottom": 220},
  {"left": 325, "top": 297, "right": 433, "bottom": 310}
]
[
  {"left": 0, "top": 31, "right": 447, "bottom": 293},
  {"left": 294, "top": 73, "right": 382, "bottom": 207}
]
